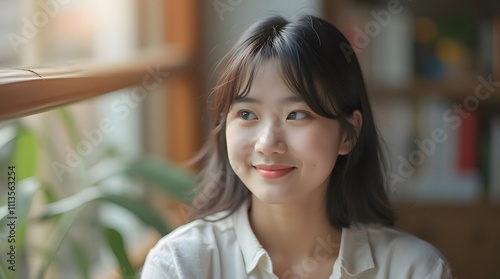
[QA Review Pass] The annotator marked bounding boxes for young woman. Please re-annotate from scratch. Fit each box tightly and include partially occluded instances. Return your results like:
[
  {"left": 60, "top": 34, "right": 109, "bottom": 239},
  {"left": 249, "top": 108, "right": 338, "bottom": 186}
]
[{"left": 141, "top": 15, "right": 453, "bottom": 279}]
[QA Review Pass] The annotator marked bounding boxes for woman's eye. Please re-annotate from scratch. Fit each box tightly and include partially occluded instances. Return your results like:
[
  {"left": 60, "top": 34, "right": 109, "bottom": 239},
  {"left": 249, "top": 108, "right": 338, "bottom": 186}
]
[
  {"left": 239, "top": 110, "right": 258, "bottom": 120},
  {"left": 287, "top": 111, "right": 309, "bottom": 120}
]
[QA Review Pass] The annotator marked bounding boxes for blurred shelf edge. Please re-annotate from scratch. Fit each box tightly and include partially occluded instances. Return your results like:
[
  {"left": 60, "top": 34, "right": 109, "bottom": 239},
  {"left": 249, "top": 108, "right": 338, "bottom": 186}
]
[
  {"left": 0, "top": 45, "right": 189, "bottom": 122},
  {"left": 391, "top": 195, "right": 500, "bottom": 208},
  {"left": 388, "top": 192, "right": 500, "bottom": 211},
  {"left": 367, "top": 74, "right": 500, "bottom": 102}
]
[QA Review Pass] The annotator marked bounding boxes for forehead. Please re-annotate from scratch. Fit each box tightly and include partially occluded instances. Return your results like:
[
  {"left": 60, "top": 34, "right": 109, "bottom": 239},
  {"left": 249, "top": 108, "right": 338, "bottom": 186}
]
[{"left": 235, "top": 59, "right": 302, "bottom": 100}]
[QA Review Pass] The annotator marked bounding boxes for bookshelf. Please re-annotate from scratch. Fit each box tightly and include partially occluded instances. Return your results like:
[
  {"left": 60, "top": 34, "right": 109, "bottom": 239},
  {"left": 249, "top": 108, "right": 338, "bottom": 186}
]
[
  {"left": 325, "top": 0, "right": 500, "bottom": 278},
  {"left": 325, "top": 0, "right": 500, "bottom": 201},
  {"left": 368, "top": 75, "right": 500, "bottom": 102}
]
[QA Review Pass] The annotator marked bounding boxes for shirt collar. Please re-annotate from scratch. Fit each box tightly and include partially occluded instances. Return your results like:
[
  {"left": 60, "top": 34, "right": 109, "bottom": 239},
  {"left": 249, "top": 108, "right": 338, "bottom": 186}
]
[
  {"left": 232, "top": 198, "right": 375, "bottom": 276},
  {"left": 232, "top": 198, "right": 273, "bottom": 274},
  {"left": 337, "top": 224, "right": 375, "bottom": 276}
]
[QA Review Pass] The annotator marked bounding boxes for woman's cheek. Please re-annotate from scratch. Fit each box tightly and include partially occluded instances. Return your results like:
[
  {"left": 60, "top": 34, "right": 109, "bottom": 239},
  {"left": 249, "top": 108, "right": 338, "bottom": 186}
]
[
  {"left": 290, "top": 126, "right": 338, "bottom": 167},
  {"left": 226, "top": 125, "right": 253, "bottom": 172},
  {"left": 290, "top": 128, "right": 324, "bottom": 156}
]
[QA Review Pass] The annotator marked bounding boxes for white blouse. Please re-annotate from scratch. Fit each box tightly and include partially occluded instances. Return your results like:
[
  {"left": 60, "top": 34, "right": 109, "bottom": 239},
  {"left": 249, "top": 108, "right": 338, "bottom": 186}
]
[{"left": 141, "top": 199, "right": 453, "bottom": 279}]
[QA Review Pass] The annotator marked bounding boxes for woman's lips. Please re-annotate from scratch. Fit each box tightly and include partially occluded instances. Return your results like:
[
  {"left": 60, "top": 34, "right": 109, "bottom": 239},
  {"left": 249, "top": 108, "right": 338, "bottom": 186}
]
[{"left": 253, "top": 165, "right": 295, "bottom": 179}]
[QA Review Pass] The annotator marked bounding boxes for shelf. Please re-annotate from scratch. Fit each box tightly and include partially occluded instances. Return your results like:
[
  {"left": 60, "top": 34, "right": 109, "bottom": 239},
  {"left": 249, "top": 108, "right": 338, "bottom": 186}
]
[
  {"left": 0, "top": 46, "right": 189, "bottom": 121},
  {"left": 368, "top": 75, "right": 500, "bottom": 102}
]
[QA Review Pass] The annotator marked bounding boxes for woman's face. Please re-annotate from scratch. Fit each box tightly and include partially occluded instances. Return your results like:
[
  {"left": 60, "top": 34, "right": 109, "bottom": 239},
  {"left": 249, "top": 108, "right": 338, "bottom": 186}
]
[{"left": 225, "top": 60, "right": 349, "bottom": 204}]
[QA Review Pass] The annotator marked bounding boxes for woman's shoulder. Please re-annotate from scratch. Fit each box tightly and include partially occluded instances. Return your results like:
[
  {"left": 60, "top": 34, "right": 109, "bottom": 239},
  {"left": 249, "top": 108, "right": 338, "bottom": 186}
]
[
  {"left": 365, "top": 224, "right": 443, "bottom": 255},
  {"left": 362, "top": 224, "right": 453, "bottom": 277},
  {"left": 141, "top": 210, "right": 237, "bottom": 278},
  {"left": 155, "top": 210, "right": 235, "bottom": 251}
]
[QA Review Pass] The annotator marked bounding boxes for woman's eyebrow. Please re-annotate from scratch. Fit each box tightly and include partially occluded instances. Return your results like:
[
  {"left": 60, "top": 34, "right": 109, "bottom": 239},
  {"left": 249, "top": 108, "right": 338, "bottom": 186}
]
[{"left": 234, "top": 96, "right": 304, "bottom": 104}]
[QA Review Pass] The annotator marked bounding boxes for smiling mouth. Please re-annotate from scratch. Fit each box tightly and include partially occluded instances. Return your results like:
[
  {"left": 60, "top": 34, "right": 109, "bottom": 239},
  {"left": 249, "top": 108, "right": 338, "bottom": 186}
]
[{"left": 253, "top": 165, "right": 295, "bottom": 179}]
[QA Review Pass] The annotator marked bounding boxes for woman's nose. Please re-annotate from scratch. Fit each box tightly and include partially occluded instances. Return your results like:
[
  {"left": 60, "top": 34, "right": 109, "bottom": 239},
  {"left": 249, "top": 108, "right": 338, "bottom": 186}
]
[{"left": 254, "top": 121, "right": 287, "bottom": 156}]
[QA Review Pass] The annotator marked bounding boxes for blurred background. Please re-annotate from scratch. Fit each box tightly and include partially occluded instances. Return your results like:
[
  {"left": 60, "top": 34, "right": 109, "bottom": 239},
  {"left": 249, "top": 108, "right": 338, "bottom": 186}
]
[{"left": 0, "top": 0, "right": 499, "bottom": 278}]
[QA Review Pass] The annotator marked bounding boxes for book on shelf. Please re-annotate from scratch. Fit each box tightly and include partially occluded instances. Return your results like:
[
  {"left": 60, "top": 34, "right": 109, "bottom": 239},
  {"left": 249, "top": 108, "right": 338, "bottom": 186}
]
[
  {"left": 382, "top": 95, "right": 482, "bottom": 203},
  {"left": 337, "top": 4, "right": 414, "bottom": 88},
  {"left": 494, "top": 18, "right": 500, "bottom": 81},
  {"left": 371, "top": 10, "right": 413, "bottom": 88},
  {"left": 488, "top": 115, "right": 500, "bottom": 203},
  {"left": 413, "top": 96, "right": 459, "bottom": 201},
  {"left": 457, "top": 111, "right": 479, "bottom": 173},
  {"left": 479, "top": 20, "right": 494, "bottom": 76}
]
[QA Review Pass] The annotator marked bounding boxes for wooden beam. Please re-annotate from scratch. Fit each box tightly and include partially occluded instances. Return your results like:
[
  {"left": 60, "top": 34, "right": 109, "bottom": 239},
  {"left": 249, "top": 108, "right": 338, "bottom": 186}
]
[
  {"left": 0, "top": 46, "right": 187, "bottom": 121},
  {"left": 164, "top": 0, "right": 202, "bottom": 168}
]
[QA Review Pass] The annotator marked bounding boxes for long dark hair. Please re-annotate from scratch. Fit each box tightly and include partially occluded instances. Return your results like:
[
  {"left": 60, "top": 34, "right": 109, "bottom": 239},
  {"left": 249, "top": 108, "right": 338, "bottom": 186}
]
[{"left": 187, "top": 15, "right": 394, "bottom": 228}]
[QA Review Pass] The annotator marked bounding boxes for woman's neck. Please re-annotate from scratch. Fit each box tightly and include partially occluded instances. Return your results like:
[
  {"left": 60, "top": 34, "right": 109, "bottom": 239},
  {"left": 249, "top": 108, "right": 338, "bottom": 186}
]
[{"left": 248, "top": 194, "right": 342, "bottom": 267}]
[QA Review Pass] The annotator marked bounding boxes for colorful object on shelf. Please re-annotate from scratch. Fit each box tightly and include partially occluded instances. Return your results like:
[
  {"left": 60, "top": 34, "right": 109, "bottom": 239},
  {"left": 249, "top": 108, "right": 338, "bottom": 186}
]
[
  {"left": 457, "top": 111, "right": 479, "bottom": 173},
  {"left": 414, "top": 17, "right": 438, "bottom": 44},
  {"left": 435, "top": 37, "right": 465, "bottom": 66},
  {"left": 413, "top": 16, "right": 476, "bottom": 79}
]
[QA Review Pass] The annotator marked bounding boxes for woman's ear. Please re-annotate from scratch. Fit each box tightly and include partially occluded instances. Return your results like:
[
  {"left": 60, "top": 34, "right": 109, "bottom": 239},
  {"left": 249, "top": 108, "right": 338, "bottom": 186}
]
[{"left": 339, "top": 110, "right": 363, "bottom": 155}]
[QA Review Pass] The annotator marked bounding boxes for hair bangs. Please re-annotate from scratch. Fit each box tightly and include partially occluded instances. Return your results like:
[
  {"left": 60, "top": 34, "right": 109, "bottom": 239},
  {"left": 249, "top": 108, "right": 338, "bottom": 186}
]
[
  {"left": 227, "top": 29, "right": 344, "bottom": 121},
  {"left": 279, "top": 57, "right": 343, "bottom": 120}
]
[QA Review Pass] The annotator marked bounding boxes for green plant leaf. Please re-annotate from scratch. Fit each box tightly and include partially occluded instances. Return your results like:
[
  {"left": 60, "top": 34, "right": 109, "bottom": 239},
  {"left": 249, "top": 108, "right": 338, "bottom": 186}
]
[
  {"left": 0, "top": 258, "right": 10, "bottom": 279},
  {"left": 71, "top": 240, "right": 90, "bottom": 279},
  {"left": 102, "top": 195, "right": 170, "bottom": 235},
  {"left": 104, "top": 227, "right": 135, "bottom": 278},
  {"left": 86, "top": 158, "right": 127, "bottom": 185},
  {"left": 0, "top": 178, "right": 39, "bottom": 221},
  {"left": 0, "top": 124, "right": 17, "bottom": 159},
  {"left": 40, "top": 181, "right": 59, "bottom": 204},
  {"left": 37, "top": 187, "right": 101, "bottom": 220},
  {"left": 84, "top": 157, "right": 196, "bottom": 204},
  {"left": 37, "top": 210, "right": 80, "bottom": 279},
  {"left": 38, "top": 188, "right": 169, "bottom": 235},
  {"left": 0, "top": 206, "right": 6, "bottom": 221},
  {"left": 56, "top": 107, "right": 79, "bottom": 148},
  {"left": 13, "top": 128, "right": 38, "bottom": 181},
  {"left": 17, "top": 178, "right": 40, "bottom": 219},
  {"left": 125, "top": 159, "right": 196, "bottom": 204},
  {"left": 14, "top": 178, "right": 40, "bottom": 252}
]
